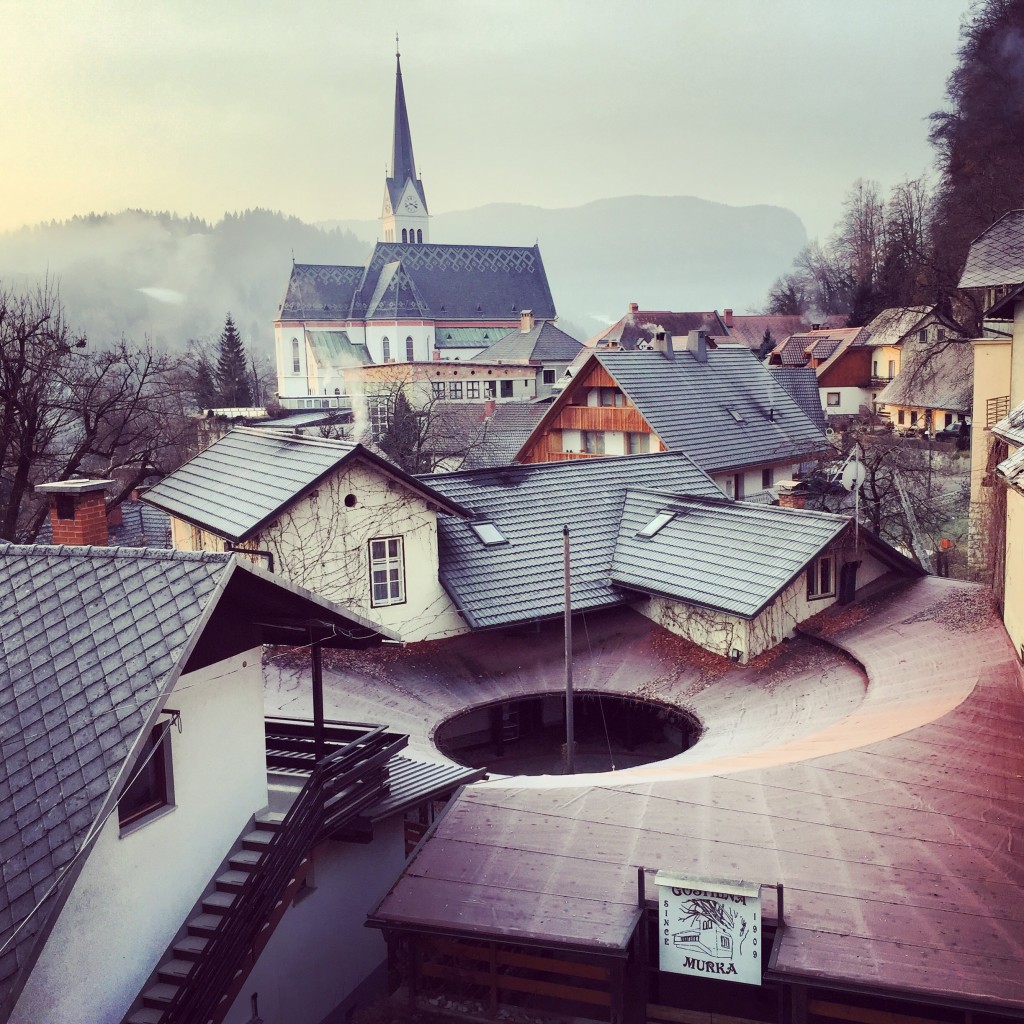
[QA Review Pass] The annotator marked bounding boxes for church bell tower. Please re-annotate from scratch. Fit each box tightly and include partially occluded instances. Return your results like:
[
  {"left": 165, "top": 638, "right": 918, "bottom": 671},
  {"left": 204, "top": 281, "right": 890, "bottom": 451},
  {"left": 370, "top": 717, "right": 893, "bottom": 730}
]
[{"left": 381, "top": 43, "right": 429, "bottom": 244}]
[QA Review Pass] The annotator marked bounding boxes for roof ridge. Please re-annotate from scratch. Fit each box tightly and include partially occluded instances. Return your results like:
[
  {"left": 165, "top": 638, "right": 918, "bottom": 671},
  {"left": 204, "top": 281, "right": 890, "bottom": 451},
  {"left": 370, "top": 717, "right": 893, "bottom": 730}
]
[{"left": 6, "top": 543, "right": 231, "bottom": 563}]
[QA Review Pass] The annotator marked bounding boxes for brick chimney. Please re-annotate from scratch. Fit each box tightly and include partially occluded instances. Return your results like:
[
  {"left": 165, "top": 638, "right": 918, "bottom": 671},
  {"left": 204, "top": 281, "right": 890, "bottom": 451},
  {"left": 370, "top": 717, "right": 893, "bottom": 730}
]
[
  {"left": 723, "top": 308, "right": 734, "bottom": 329},
  {"left": 628, "top": 302, "right": 639, "bottom": 315},
  {"left": 36, "top": 479, "right": 113, "bottom": 546},
  {"left": 775, "top": 480, "right": 806, "bottom": 510},
  {"left": 520, "top": 310, "right": 535, "bottom": 333}
]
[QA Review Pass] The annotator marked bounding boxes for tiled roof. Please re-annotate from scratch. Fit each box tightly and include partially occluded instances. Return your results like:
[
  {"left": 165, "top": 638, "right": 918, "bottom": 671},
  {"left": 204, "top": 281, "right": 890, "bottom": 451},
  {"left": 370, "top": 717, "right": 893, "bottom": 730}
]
[
  {"left": 423, "top": 453, "right": 722, "bottom": 630},
  {"left": 142, "top": 428, "right": 470, "bottom": 542},
  {"left": 992, "top": 400, "right": 1024, "bottom": 447},
  {"left": 434, "top": 326, "right": 508, "bottom": 350},
  {"left": 483, "top": 321, "right": 583, "bottom": 364},
  {"left": 864, "top": 306, "right": 934, "bottom": 348},
  {"left": 462, "top": 402, "right": 550, "bottom": 470},
  {"left": 306, "top": 330, "right": 372, "bottom": 366},
  {"left": 610, "top": 490, "right": 848, "bottom": 617},
  {"left": 958, "top": 210, "right": 1024, "bottom": 289},
  {"left": 588, "top": 310, "right": 728, "bottom": 349},
  {"left": 719, "top": 314, "right": 810, "bottom": 351},
  {"left": 0, "top": 545, "right": 231, "bottom": 1005},
  {"left": 593, "top": 348, "right": 830, "bottom": 473},
  {"left": 876, "top": 340, "right": 974, "bottom": 413},
  {"left": 769, "top": 367, "right": 828, "bottom": 433},
  {"left": 279, "top": 263, "right": 365, "bottom": 320}
]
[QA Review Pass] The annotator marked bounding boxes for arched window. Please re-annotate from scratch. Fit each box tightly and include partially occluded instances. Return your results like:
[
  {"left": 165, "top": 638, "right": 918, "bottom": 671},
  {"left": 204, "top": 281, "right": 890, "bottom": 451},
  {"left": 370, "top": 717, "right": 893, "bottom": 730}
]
[
  {"left": 417, "top": 229, "right": 422, "bottom": 243},
  {"left": 401, "top": 228, "right": 408, "bottom": 243},
  {"left": 405, "top": 336, "right": 415, "bottom": 361},
  {"left": 291, "top": 337, "right": 300, "bottom": 373},
  {"left": 382, "top": 337, "right": 391, "bottom": 362}
]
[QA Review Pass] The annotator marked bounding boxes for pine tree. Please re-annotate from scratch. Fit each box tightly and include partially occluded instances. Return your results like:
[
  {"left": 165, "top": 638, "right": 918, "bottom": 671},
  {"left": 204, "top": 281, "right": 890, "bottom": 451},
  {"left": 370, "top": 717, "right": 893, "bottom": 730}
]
[
  {"left": 215, "top": 314, "right": 252, "bottom": 407},
  {"left": 192, "top": 354, "right": 218, "bottom": 410}
]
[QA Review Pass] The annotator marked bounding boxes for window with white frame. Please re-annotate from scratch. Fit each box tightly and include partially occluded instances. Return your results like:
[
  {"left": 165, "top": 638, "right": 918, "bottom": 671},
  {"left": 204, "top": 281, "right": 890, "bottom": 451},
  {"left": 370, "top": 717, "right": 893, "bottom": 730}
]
[
  {"left": 382, "top": 337, "right": 391, "bottom": 363},
  {"left": 449, "top": 381, "right": 464, "bottom": 399},
  {"left": 406, "top": 336, "right": 415, "bottom": 361},
  {"left": 467, "top": 380, "right": 480, "bottom": 399},
  {"left": 369, "top": 537, "right": 405, "bottom": 606},
  {"left": 806, "top": 553, "right": 835, "bottom": 600},
  {"left": 826, "top": 392, "right": 841, "bottom": 407},
  {"left": 118, "top": 722, "right": 174, "bottom": 829},
  {"left": 582, "top": 430, "right": 605, "bottom": 455},
  {"left": 484, "top": 380, "right": 497, "bottom": 399},
  {"left": 432, "top": 381, "right": 446, "bottom": 398},
  {"left": 368, "top": 396, "right": 389, "bottom": 438},
  {"left": 292, "top": 337, "right": 300, "bottom": 373}
]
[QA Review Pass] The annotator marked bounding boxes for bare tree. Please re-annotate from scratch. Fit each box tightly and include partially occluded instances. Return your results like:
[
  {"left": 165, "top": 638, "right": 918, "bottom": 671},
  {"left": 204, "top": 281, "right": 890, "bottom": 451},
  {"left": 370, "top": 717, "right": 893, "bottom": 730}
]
[{"left": 0, "top": 282, "right": 195, "bottom": 542}]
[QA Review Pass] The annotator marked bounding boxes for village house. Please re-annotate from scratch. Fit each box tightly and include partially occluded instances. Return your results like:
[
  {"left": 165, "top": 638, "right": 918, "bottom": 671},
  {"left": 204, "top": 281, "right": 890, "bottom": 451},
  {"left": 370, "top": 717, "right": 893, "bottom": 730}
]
[
  {"left": 143, "top": 426, "right": 920, "bottom": 664},
  {"left": 515, "top": 337, "right": 831, "bottom": 500},
  {"left": 961, "top": 209, "right": 1024, "bottom": 657},
  {"left": 475, "top": 310, "right": 583, "bottom": 399},
  {"left": 766, "top": 325, "right": 874, "bottom": 419},
  {"left": 863, "top": 305, "right": 962, "bottom": 391},
  {"left": 587, "top": 303, "right": 728, "bottom": 349},
  {"left": 0, "top": 540, "right": 481, "bottom": 1024}
]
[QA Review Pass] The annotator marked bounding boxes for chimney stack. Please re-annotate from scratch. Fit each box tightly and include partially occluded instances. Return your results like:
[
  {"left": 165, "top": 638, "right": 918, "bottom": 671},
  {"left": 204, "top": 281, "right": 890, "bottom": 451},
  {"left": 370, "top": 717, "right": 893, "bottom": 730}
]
[
  {"left": 723, "top": 308, "right": 734, "bottom": 329},
  {"left": 654, "top": 330, "right": 675, "bottom": 360},
  {"left": 36, "top": 479, "right": 114, "bottom": 546},
  {"left": 628, "top": 302, "right": 639, "bottom": 315},
  {"left": 685, "top": 330, "right": 709, "bottom": 363},
  {"left": 520, "top": 309, "right": 535, "bottom": 334},
  {"left": 775, "top": 480, "right": 806, "bottom": 510}
]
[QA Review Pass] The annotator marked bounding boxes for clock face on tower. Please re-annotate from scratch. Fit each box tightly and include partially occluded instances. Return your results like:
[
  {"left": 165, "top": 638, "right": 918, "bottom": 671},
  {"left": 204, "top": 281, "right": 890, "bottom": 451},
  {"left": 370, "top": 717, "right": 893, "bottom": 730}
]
[{"left": 403, "top": 195, "right": 419, "bottom": 212}]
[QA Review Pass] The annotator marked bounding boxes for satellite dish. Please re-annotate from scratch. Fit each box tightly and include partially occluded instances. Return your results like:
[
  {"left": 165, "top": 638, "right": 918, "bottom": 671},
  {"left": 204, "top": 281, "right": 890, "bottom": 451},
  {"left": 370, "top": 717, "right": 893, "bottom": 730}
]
[{"left": 841, "top": 462, "right": 867, "bottom": 492}]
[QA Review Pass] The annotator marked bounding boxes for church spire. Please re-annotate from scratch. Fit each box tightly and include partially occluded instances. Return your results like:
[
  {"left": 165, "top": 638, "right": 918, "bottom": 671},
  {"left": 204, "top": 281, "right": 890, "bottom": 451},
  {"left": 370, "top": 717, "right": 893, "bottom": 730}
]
[
  {"left": 391, "top": 40, "right": 417, "bottom": 187},
  {"left": 380, "top": 40, "right": 429, "bottom": 244}
]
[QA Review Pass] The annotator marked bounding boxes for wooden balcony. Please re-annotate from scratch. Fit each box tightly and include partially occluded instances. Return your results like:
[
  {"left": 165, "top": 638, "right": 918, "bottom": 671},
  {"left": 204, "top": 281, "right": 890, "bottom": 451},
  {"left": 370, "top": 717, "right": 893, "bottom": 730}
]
[{"left": 555, "top": 404, "right": 649, "bottom": 434}]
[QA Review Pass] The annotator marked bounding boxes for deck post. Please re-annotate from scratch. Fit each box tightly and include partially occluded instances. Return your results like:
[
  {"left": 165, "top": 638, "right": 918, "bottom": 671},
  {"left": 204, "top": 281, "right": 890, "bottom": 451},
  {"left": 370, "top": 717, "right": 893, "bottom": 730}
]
[{"left": 311, "top": 639, "right": 325, "bottom": 762}]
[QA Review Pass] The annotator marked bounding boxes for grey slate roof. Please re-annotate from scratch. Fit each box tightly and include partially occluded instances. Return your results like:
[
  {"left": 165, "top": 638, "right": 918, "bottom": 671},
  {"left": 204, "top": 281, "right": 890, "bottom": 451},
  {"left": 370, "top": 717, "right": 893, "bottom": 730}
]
[
  {"left": 610, "top": 490, "right": 848, "bottom": 617},
  {"left": 142, "top": 428, "right": 470, "bottom": 543},
  {"left": 463, "top": 402, "right": 550, "bottom": 470},
  {"left": 0, "top": 545, "right": 231, "bottom": 1006},
  {"left": 592, "top": 349, "right": 830, "bottom": 474},
  {"left": 993, "top": 400, "right": 1024, "bottom": 494},
  {"left": 423, "top": 452, "right": 722, "bottom": 630},
  {"left": 958, "top": 210, "right": 1024, "bottom": 289},
  {"left": 386, "top": 53, "right": 427, "bottom": 213},
  {"left": 876, "top": 340, "right": 974, "bottom": 413},
  {"left": 34, "top": 498, "right": 172, "bottom": 549},
  {"left": 484, "top": 321, "right": 583, "bottom": 364},
  {"left": 769, "top": 366, "right": 828, "bottom": 433},
  {"left": 280, "top": 245, "right": 557, "bottom": 323}
]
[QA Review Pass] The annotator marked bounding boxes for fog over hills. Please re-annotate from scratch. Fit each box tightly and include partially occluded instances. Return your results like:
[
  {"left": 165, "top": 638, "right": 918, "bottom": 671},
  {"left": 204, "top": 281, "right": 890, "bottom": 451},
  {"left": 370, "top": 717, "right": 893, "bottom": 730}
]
[{"left": 0, "top": 196, "right": 805, "bottom": 354}]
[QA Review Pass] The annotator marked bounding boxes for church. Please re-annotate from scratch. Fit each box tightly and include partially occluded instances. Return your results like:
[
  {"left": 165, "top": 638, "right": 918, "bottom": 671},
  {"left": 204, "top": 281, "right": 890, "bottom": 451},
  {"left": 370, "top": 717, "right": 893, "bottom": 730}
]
[{"left": 274, "top": 50, "right": 558, "bottom": 412}]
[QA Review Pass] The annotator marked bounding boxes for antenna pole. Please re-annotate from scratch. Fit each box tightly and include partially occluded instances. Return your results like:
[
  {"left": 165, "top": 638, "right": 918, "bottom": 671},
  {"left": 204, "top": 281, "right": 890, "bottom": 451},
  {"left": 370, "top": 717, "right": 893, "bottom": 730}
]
[{"left": 563, "top": 525, "right": 575, "bottom": 775}]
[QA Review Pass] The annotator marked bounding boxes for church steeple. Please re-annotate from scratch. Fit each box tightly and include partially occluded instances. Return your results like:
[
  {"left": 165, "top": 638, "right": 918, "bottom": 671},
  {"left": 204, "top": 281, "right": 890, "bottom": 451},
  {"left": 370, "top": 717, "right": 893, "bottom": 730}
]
[{"left": 381, "top": 40, "right": 430, "bottom": 244}]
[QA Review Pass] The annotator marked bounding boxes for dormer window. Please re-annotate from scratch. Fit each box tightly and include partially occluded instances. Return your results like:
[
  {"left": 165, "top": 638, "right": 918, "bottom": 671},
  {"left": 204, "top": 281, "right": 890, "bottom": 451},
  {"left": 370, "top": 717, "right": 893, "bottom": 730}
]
[
  {"left": 470, "top": 521, "right": 508, "bottom": 546},
  {"left": 637, "top": 510, "right": 676, "bottom": 538}
]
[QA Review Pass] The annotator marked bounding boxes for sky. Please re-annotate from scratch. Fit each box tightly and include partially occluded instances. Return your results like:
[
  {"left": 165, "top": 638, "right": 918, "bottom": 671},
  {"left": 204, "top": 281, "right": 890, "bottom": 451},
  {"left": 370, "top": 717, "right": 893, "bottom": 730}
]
[{"left": 1, "top": 0, "right": 972, "bottom": 242}]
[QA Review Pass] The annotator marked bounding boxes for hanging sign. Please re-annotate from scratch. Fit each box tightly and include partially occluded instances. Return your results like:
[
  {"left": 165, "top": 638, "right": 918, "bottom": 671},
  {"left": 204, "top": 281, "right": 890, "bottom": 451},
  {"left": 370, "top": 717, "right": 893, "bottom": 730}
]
[{"left": 655, "top": 873, "right": 762, "bottom": 986}]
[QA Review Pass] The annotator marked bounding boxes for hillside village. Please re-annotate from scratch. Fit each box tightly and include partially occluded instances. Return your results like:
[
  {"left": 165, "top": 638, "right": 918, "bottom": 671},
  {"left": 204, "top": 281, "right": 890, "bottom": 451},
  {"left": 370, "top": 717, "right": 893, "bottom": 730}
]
[{"left": 3, "top": 18, "right": 1024, "bottom": 1024}]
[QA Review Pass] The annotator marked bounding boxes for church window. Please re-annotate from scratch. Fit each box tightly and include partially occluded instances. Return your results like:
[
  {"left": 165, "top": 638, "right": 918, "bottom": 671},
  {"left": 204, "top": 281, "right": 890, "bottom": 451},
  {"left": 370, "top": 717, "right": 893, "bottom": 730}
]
[
  {"left": 402, "top": 228, "right": 408, "bottom": 243},
  {"left": 406, "top": 337, "right": 415, "bottom": 361},
  {"left": 416, "top": 229, "right": 422, "bottom": 243},
  {"left": 291, "top": 338, "right": 300, "bottom": 373},
  {"left": 382, "top": 338, "right": 391, "bottom": 362}
]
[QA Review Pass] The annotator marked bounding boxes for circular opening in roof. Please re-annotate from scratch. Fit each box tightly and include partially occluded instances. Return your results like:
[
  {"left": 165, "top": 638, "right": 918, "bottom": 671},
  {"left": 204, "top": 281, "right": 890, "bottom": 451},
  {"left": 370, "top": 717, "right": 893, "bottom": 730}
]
[{"left": 435, "top": 692, "right": 700, "bottom": 776}]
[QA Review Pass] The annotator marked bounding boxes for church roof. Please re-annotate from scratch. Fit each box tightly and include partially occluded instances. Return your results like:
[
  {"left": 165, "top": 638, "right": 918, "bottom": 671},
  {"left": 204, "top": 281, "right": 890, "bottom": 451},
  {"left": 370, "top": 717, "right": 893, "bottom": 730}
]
[{"left": 279, "top": 244, "right": 556, "bottom": 323}]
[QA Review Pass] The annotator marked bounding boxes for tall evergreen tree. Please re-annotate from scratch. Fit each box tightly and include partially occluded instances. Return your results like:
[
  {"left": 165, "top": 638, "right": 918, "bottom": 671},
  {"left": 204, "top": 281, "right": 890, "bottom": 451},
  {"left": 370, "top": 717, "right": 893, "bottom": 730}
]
[
  {"left": 192, "top": 353, "right": 218, "bottom": 410},
  {"left": 215, "top": 314, "right": 252, "bottom": 406}
]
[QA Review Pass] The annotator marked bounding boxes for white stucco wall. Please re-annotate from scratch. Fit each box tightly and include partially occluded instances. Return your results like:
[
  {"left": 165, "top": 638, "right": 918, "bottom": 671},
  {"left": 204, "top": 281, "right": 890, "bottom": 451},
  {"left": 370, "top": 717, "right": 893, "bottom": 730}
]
[
  {"left": 222, "top": 816, "right": 407, "bottom": 1024},
  {"left": 641, "top": 543, "right": 894, "bottom": 662},
  {"left": 10, "top": 650, "right": 269, "bottom": 1024},
  {"left": 171, "top": 462, "right": 466, "bottom": 642},
  {"left": 711, "top": 462, "right": 801, "bottom": 499},
  {"left": 821, "top": 386, "right": 870, "bottom": 417}
]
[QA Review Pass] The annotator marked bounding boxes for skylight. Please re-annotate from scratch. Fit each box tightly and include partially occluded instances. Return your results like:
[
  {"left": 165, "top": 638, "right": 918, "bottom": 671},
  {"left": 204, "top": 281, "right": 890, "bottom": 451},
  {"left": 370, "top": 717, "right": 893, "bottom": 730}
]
[
  {"left": 729, "top": 409, "right": 745, "bottom": 422},
  {"left": 637, "top": 510, "right": 676, "bottom": 538},
  {"left": 470, "top": 521, "right": 508, "bottom": 546}
]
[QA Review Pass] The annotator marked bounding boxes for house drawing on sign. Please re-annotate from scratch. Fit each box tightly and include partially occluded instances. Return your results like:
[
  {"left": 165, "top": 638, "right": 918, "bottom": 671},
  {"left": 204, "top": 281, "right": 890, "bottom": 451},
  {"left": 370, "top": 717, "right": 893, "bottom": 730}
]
[
  {"left": 514, "top": 339, "right": 832, "bottom": 500},
  {"left": 273, "top": 51, "right": 557, "bottom": 412},
  {"left": 0, "top": 543, "right": 482, "bottom": 1024},
  {"left": 140, "top": 428, "right": 473, "bottom": 642},
  {"left": 766, "top": 326, "right": 873, "bottom": 419},
  {"left": 961, "top": 209, "right": 1024, "bottom": 657}
]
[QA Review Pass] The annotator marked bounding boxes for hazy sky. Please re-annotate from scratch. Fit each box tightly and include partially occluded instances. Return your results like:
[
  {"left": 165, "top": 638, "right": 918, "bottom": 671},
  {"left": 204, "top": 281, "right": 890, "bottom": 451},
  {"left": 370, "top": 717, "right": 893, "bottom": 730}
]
[{"left": 2, "top": 0, "right": 971, "bottom": 241}]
